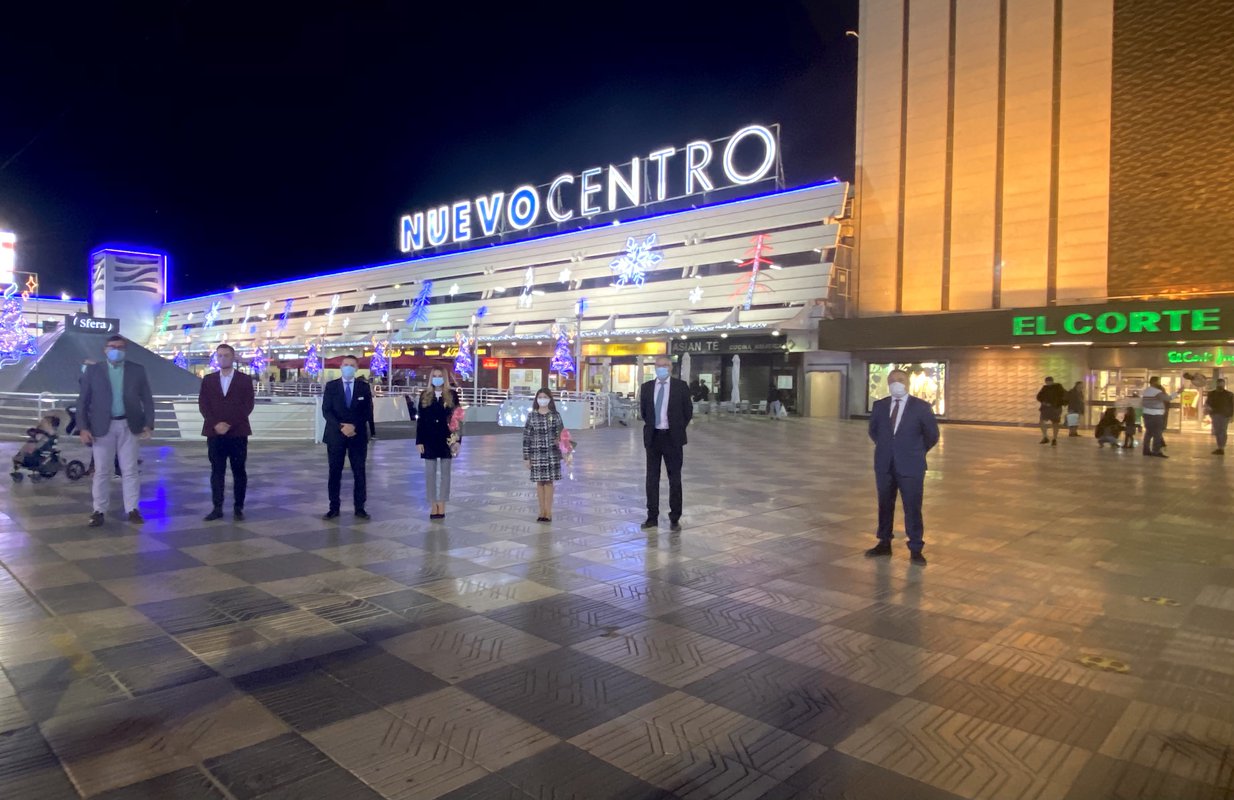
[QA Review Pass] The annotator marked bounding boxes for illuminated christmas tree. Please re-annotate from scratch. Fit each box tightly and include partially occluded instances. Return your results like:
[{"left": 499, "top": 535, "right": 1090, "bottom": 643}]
[
  {"left": 370, "top": 341, "right": 389, "bottom": 378},
  {"left": 173, "top": 350, "right": 188, "bottom": 369},
  {"left": 453, "top": 333, "right": 474, "bottom": 380},
  {"left": 208, "top": 349, "right": 220, "bottom": 370},
  {"left": 549, "top": 324, "right": 575, "bottom": 377},
  {"left": 733, "top": 233, "right": 775, "bottom": 310},
  {"left": 0, "top": 285, "right": 38, "bottom": 367},
  {"left": 304, "top": 341, "right": 321, "bottom": 377},
  {"left": 407, "top": 281, "right": 433, "bottom": 329},
  {"left": 249, "top": 347, "right": 267, "bottom": 375}
]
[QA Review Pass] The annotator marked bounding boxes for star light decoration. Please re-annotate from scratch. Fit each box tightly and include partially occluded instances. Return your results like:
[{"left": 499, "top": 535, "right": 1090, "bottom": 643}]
[
  {"left": 558, "top": 267, "right": 572, "bottom": 284},
  {"left": 204, "top": 300, "right": 222, "bottom": 328},
  {"left": 609, "top": 233, "right": 662, "bottom": 287},
  {"left": 689, "top": 286, "right": 704, "bottom": 305}
]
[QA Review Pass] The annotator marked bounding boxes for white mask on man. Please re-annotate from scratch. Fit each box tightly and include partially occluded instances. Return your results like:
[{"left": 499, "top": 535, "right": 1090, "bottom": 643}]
[{"left": 889, "top": 382, "right": 908, "bottom": 399}]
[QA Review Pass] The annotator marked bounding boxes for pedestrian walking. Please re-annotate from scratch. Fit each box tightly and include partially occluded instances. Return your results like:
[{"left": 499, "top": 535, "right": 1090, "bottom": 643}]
[
  {"left": 1036, "top": 377, "right": 1067, "bottom": 445},
  {"left": 1066, "top": 381, "right": 1085, "bottom": 437},
  {"left": 1205, "top": 377, "right": 1232, "bottom": 456}
]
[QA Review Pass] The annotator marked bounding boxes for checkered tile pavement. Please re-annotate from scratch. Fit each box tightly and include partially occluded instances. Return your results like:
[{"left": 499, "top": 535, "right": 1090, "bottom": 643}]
[{"left": 1, "top": 418, "right": 1232, "bottom": 799}]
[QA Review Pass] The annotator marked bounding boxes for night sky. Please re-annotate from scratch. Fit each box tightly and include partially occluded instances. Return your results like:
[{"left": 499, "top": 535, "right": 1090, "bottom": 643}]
[{"left": 1, "top": 1, "right": 858, "bottom": 301}]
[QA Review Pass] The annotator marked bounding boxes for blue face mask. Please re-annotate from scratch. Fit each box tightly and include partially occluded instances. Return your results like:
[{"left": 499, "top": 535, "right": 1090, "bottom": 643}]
[
  {"left": 340, "top": 365, "right": 357, "bottom": 380},
  {"left": 106, "top": 348, "right": 125, "bottom": 363},
  {"left": 655, "top": 367, "right": 670, "bottom": 380},
  {"left": 431, "top": 376, "right": 445, "bottom": 387}
]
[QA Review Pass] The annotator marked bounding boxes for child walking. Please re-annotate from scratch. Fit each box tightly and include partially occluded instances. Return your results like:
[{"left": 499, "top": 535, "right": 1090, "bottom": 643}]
[{"left": 1121, "top": 407, "right": 1138, "bottom": 449}]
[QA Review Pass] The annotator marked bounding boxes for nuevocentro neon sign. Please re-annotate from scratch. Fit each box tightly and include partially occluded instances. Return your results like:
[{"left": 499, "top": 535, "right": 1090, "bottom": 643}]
[
  {"left": 1012, "top": 307, "right": 1221, "bottom": 337},
  {"left": 398, "top": 124, "right": 779, "bottom": 252}
]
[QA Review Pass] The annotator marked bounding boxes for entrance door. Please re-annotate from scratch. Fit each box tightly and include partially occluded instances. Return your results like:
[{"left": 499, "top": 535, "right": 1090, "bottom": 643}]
[{"left": 808, "top": 371, "right": 842, "bottom": 417}]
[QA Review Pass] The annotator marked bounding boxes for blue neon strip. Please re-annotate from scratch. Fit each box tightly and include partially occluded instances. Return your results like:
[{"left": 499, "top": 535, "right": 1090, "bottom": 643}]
[{"left": 166, "top": 180, "right": 843, "bottom": 303}]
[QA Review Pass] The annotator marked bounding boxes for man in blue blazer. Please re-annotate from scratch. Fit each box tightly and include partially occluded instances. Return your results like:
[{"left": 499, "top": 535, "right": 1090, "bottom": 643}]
[{"left": 866, "top": 369, "right": 940, "bottom": 565}]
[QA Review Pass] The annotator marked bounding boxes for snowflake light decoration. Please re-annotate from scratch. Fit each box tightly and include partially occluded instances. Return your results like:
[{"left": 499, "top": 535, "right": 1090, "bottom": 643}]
[
  {"left": 609, "top": 233, "right": 662, "bottom": 287},
  {"left": 689, "top": 286, "right": 704, "bottom": 305},
  {"left": 277, "top": 299, "right": 293, "bottom": 331}
]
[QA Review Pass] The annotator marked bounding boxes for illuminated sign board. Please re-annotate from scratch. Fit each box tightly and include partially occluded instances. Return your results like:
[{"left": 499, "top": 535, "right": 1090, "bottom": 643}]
[
  {"left": 1168, "top": 348, "right": 1234, "bottom": 365},
  {"left": 1012, "top": 307, "right": 1221, "bottom": 337},
  {"left": 398, "top": 124, "right": 779, "bottom": 252}
]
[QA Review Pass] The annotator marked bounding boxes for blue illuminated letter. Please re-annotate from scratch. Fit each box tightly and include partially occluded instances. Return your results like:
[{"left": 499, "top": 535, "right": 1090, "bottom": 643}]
[
  {"left": 452, "top": 201, "right": 472, "bottom": 242},
  {"left": 507, "top": 185, "right": 539, "bottom": 230},
  {"left": 475, "top": 192, "right": 505, "bottom": 237},
  {"left": 400, "top": 213, "right": 424, "bottom": 252},
  {"left": 426, "top": 206, "right": 450, "bottom": 246}
]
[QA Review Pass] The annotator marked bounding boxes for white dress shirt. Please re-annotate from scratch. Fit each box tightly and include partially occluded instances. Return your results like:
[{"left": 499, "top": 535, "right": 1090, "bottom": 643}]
[
  {"left": 890, "top": 396, "right": 904, "bottom": 434},
  {"left": 220, "top": 369, "right": 234, "bottom": 397},
  {"left": 655, "top": 379, "right": 670, "bottom": 430}
]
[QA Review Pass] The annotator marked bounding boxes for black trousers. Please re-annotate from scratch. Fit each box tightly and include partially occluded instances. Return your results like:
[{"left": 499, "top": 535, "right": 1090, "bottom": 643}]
[
  {"left": 208, "top": 436, "right": 248, "bottom": 510},
  {"left": 327, "top": 435, "right": 368, "bottom": 511},
  {"left": 646, "top": 430, "right": 683, "bottom": 522},
  {"left": 1142, "top": 414, "right": 1165, "bottom": 455},
  {"left": 875, "top": 466, "right": 925, "bottom": 552}
]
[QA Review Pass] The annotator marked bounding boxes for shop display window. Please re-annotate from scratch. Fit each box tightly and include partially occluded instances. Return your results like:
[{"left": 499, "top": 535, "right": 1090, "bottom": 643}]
[{"left": 867, "top": 362, "right": 947, "bottom": 416}]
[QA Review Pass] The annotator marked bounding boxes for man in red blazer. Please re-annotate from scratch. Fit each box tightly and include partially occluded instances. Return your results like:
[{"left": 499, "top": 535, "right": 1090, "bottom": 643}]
[{"left": 198, "top": 344, "right": 256, "bottom": 521}]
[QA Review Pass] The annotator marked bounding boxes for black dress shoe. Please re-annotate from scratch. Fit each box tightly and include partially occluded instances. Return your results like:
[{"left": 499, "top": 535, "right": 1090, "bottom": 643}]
[
  {"left": 640, "top": 518, "right": 658, "bottom": 529},
  {"left": 127, "top": 510, "right": 145, "bottom": 524},
  {"left": 204, "top": 509, "right": 224, "bottom": 522},
  {"left": 323, "top": 510, "right": 340, "bottom": 520},
  {"left": 910, "top": 552, "right": 928, "bottom": 566},
  {"left": 234, "top": 509, "right": 245, "bottom": 521},
  {"left": 865, "top": 543, "right": 892, "bottom": 557},
  {"left": 670, "top": 521, "right": 682, "bottom": 532},
  {"left": 355, "top": 509, "right": 370, "bottom": 519},
  {"left": 1214, "top": 449, "right": 1225, "bottom": 455},
  {"left": 88, "top": 511, "right": 104, "bottom": 527}
]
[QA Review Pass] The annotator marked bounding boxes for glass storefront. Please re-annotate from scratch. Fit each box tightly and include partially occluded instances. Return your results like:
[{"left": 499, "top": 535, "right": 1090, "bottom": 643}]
[{"left": 1089, "top": 368, "right": 1214, "bottom": 434}]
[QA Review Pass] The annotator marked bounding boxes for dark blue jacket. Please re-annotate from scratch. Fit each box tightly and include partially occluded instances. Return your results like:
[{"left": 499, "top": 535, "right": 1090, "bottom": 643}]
[{"left": 868, "top": 395, "right": 940, "bottom": 477}]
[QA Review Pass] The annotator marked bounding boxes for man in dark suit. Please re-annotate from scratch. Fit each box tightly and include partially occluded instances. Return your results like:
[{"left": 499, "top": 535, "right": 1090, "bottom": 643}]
[
  {"left": 640, "top": 354, "right": 693, "bottom": 532},
  {"left": 77, "top": 335, "right": 155, "bottom": 527},
  {"left": 322, "top": 354, "right": 373, "bottom": 520},
  {"left": 198, "top": 344, "right": 256, "bottom": 521},
  {"left": 866, "top": 369, "right": 940, "bottom": 566}
]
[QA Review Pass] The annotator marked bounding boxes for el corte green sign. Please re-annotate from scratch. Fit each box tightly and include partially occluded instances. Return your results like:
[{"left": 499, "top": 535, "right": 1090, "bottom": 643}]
[
  {"left": 1168, "top": 348, "right": 1234, "bottom": 365},
  {"left": 1013, "top": 307, "right": 1221, "bottom": 337}
]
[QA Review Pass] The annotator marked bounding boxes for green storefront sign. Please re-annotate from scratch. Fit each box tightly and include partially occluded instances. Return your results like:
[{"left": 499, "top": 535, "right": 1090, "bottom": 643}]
[
  {"left": 1013, "top": 307, "right": 1221, "bottom": 337},
  {"left": 1167, "top": 348, "right": 1234, "bottom": 365}
]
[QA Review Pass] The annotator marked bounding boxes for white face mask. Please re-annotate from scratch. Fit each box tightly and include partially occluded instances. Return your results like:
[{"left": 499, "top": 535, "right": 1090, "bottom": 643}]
[
  {"left": 888, "top": 382, "right": 908, "bottom": 399},
  {"left": 536, "top": 397, "right": 550, "bottom": 407}
]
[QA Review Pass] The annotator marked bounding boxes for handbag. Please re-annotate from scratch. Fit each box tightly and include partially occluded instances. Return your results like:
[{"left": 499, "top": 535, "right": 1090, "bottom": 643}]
[{"left": 1065, "top": 412, "right": 1080, "bottom": 426}]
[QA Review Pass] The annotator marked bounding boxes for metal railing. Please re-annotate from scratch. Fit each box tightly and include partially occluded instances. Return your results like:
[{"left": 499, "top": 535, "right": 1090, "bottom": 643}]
[{"left": 0, "top": 392, "right": 318, "bottom": 443}]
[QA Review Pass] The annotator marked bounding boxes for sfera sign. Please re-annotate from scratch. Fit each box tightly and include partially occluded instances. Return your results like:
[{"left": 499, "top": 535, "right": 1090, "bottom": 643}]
[
  {"left": 1012, "top": 307, "right": 1221, "bottom": 337},
  {"left": 399, "top": 124, "right": 779, "bottom": 252},
  {"left": 68, "top": 314, "right": 119, "bottom": 334}
]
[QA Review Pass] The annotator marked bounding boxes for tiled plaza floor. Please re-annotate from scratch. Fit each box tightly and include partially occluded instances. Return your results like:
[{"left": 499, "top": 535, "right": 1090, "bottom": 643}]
[{"left": 1, "top": 416, "right": 1233, "bottom": 799}]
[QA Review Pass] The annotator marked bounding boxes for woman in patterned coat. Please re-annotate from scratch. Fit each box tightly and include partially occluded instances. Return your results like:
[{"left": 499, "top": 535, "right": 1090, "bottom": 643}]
[{"left": 522, "top": 388, "right": 564, "bottom": 522}]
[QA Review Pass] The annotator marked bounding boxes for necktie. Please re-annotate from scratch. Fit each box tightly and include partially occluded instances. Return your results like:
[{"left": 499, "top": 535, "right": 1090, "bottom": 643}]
[
  {"left": 890, "top": 398, "right": 901, "bottom": 434},
  {"left": 345, "top": 381, "right": 353, "bottom": 408},
  {"left": 655, "top": 381, "right": 667, "bottom": 427}
]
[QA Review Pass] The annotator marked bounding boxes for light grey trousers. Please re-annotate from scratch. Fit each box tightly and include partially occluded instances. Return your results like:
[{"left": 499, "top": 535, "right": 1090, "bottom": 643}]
[{"left": 424, "top": 458, "right": 452, "bottom": 503}]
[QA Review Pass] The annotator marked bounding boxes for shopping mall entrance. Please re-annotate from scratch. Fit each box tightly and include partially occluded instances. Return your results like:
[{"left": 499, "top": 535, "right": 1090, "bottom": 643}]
[{"left": 1089, "top": 367, "right": 1218, "bottom": 434}]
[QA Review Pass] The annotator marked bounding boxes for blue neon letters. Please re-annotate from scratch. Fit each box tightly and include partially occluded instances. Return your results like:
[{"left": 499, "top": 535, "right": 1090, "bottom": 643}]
[{"left": 398, "top": 124, "right": 778, "bottom": 252}]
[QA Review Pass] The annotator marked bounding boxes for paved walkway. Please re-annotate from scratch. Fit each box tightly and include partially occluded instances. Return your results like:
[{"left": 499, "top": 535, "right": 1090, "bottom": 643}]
[{"left": 1, "top": 417, "right": 1231, "bottom": 799}]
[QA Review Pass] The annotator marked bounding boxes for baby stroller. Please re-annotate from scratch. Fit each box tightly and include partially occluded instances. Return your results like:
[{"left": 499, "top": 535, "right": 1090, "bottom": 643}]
[{"left": 10, "top": 414, "right": 87, "bottom": 483}]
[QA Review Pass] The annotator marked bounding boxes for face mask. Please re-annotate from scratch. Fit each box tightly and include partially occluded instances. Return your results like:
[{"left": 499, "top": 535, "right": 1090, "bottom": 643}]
[
  {"left": 106, "top": 348, "right": 125, "bottom": 363},
  {"left": 655, "top": 367, "right": 670, "bottom": 380},
  {"left": 888, "top": 382, "right": 908, "bottom": 399},
  {"left": 340, "top": 365, "right": 357, "bottom": 380},
  {"left": 537, "top": 397, "right": 550, "bottom": 407},
  {"left": 431, "top": 376, "right": 445, "bottom": 387},
  {"left": 81, "top": 364, "right": 87, "bottom": 374}
]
